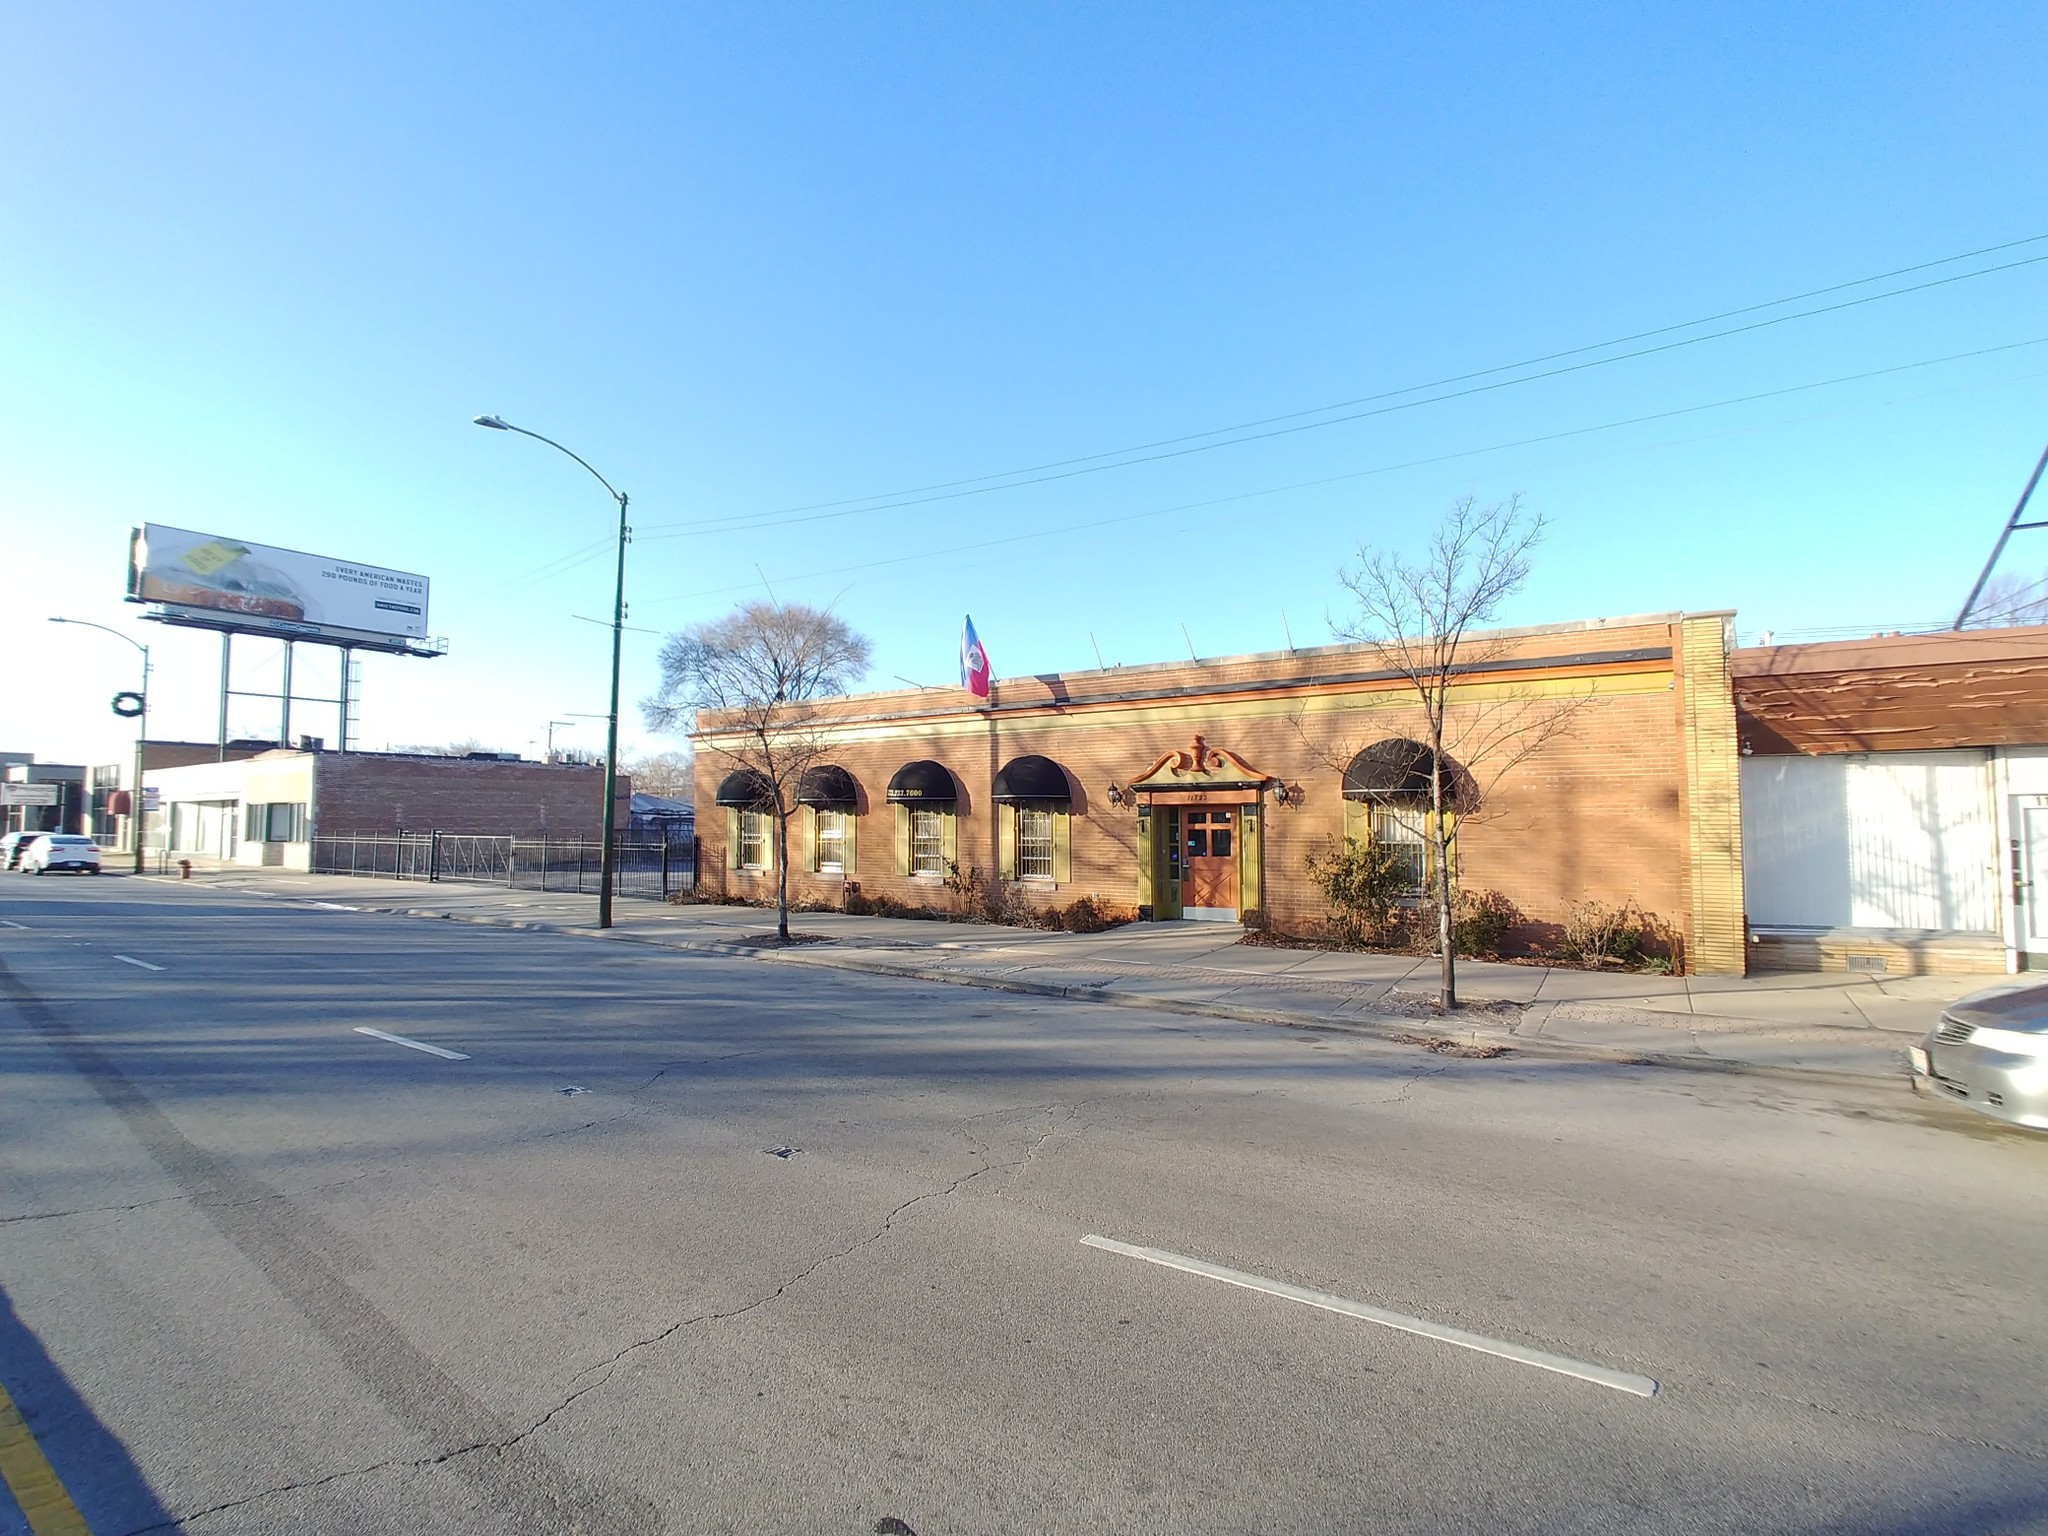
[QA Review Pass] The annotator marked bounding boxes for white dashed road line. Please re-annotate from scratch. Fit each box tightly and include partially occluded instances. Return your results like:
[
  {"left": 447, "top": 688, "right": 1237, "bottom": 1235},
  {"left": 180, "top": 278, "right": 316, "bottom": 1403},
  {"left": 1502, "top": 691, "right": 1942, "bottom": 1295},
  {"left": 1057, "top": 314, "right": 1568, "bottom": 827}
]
[
  {"left": 0, "top": 920, "right": 27, "bottom": 930},
  {"left": 1081, "top": 1234, "right": 1659, "bottom": 1398},
  {"left": 113, "top": 955, "right": 166, "bottom": 971},
  {"left": 353, "top": 1026, "right": 470, "bottom": 1061}
]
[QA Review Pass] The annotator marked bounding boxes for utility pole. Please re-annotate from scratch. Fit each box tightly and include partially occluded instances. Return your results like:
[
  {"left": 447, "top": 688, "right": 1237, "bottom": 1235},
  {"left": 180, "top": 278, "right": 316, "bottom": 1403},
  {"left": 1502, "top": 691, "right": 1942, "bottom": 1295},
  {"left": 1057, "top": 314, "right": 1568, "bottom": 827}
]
[{"left": 1955, "top": 438, "right": 2048, "bottom": 629}]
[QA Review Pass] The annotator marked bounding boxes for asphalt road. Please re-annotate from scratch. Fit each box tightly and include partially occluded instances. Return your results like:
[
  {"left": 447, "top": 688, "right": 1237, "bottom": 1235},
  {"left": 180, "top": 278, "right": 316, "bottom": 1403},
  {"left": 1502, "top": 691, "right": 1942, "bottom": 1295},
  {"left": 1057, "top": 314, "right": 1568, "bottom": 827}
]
[{"left": 3, "top": 876, "right": 2046, "bottom": 1535}]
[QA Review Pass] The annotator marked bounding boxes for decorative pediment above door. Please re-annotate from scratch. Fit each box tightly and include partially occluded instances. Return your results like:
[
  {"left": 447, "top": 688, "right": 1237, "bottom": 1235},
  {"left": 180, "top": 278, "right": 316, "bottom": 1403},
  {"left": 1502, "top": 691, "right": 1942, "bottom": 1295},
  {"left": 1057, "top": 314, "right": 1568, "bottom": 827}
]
[{"left": 1126, "top": 733, "right": 1279, "bottom": 803}]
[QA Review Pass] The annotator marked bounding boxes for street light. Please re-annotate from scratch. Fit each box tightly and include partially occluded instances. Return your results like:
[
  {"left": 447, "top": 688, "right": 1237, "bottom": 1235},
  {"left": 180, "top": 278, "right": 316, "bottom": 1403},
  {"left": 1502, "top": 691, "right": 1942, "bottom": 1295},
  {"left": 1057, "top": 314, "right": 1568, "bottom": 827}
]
[
  {"left": 47, "top": 617, "right": 150, "bottom": 874},
  {"left": 474, "top": 415, "right": 630, "bottom": 929}
]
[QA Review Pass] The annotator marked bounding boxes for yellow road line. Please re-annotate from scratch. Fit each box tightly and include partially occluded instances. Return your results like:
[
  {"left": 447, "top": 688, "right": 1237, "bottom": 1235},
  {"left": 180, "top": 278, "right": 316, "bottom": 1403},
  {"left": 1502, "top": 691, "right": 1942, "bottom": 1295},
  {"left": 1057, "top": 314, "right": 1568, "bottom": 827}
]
[{"left": 0, "top": 1381, "right": 92, "bottom": 1536}]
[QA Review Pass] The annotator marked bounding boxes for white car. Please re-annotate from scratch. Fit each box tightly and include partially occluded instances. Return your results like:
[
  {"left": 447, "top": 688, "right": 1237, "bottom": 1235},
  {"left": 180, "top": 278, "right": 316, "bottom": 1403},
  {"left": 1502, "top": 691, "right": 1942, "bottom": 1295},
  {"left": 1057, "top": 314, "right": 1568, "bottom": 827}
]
[
  {"left": 22, "top": 834, "right": 101, "bottom": 874},
  {"left": 0, "top": 830, "right": 44, "bottom": 869}
]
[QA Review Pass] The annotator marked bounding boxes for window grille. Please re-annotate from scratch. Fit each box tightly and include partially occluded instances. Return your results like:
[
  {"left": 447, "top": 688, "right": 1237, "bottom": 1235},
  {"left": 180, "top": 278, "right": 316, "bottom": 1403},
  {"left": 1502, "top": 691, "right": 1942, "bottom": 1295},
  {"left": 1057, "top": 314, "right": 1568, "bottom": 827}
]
[
  {"left": 1372, "top": 804, "right": 1428, "bottom": 895},
  {"left": 738, "top": 810, "right": 770, "bottom": 869},
  {"left": 1017, "top": 807, "right": 1054, "bottom": 879},
  {"left": 910, "top": 808, "right": 944, "bottom": 876},
  {"left": 816, "top": 810, "right": 847, "bottom": 872}
]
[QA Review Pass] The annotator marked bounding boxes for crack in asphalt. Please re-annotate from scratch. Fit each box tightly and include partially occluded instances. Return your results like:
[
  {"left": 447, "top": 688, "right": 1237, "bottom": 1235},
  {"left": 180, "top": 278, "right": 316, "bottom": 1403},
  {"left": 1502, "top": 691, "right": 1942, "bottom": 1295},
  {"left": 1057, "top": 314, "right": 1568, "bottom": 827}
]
[
  {"left": 626, "top": 1046, "right": 771, "bottom": 1096},
  {"left": 0, "top": 1168, "right": 386, "bottom": 1227},
  {"left": 1353, "top": 1063, "right": 1450, "bottom": 1105},
  {"left": 476, "top": 1102, "right": 1095, "bottom": 1460}
]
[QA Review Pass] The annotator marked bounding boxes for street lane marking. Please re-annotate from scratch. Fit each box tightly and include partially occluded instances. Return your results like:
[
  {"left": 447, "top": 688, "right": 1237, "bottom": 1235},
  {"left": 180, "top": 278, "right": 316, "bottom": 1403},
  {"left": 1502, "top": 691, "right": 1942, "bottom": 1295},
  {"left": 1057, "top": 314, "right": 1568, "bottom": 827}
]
[
  {"left": 0, "top": 1379, "right": 93, "bottom": 1536},
  {"left": 112, "top": 955, "right": 165, "bottom": 972},
  {"left": 307, "top": 901, "right": 360, "bottom": 911},
  {"left": 0, "top": 920, "right": 27, "bottom": 930},
  {"left": 1080, "top": 1234, "right": 1658, "bottom": 1398},
  {"left": 353, "top": 1027, "right": 470, "bottom": 1061}
]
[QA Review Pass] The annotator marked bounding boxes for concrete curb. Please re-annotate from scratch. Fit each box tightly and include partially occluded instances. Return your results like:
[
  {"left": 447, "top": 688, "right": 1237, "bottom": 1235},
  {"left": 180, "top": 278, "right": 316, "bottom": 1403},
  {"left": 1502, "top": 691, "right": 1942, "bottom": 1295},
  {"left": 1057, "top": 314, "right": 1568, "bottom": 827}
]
[{"left": 216, "top": 883, "right": 1907, "bottom": 1094}]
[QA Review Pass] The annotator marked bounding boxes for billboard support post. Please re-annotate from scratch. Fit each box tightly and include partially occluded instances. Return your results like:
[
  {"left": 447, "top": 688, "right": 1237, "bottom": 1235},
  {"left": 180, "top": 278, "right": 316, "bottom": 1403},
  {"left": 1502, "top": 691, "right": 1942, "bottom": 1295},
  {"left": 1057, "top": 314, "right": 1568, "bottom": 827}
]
[
  {"left": 339, "top": 649, "right": 355, "bottom": 753},
  {"left": 280, "top": 641, "right": 294, "bottom": 746},
  {"left": 218, "top": 633, "right": 231, "bottom": 762},
  {"left": 473, "top": 414, "right": 630, "bottom": 931}
]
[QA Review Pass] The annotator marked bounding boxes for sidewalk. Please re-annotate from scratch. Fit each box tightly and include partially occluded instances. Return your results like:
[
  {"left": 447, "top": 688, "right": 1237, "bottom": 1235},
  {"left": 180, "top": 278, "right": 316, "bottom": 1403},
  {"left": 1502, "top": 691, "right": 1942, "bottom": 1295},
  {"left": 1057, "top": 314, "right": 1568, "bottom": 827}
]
[{"left": 150, "top": 871, "right": 2020, "bottom": 1085}]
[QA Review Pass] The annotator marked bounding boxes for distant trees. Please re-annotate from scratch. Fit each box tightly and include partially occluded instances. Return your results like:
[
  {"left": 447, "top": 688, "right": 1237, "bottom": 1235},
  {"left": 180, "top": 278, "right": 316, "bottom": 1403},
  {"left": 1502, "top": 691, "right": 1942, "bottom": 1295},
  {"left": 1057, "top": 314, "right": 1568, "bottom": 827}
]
[
  {"left": 643, "top": 601, "right": 872, "bottom": 940},
  {"left": 1961, "top": 569, "right": 2048, "bottom": 628},
  {"left": 389, "top": 737, "right": 490, "bottom": 757},
  {"left": 624, "top": 749, "right": 695, "bottom": 800}
]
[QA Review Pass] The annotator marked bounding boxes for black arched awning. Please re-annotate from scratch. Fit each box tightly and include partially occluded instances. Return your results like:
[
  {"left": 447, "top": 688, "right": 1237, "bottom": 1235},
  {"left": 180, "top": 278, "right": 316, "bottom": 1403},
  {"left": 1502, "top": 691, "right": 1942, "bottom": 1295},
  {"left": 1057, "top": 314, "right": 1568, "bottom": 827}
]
[
  {"left": 991, "top": 754, "right": 1071, "bottom": 804},
  {"left": 886, "top": 759, "right": 957, "bottom": 804},
  {"left": 714, "top": 768, "right": 774, "bottom": 808},
  {"left": 1341, "top": 739, "right": 1469, "bottom": 806},
  {"left": 797, "top": 764, "right": 859, "bottom": 808}
]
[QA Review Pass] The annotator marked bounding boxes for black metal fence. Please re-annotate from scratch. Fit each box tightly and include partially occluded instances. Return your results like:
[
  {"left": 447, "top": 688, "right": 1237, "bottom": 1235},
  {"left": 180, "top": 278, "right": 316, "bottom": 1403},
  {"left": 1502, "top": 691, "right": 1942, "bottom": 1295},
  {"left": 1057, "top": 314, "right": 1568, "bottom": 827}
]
[{"left": 310, "top": 828, "right": 696, "bottom": 901}]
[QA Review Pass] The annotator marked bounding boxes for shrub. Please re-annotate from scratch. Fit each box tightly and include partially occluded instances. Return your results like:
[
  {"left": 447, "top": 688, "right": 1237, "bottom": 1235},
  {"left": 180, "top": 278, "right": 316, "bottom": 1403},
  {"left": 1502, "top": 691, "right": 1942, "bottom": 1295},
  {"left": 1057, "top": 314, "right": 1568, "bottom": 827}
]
[
  {"left": 1453, "top": 889, "right": 1518, "bottom": 958},
  {"left": 1559, "top": 897, "right": 1664, "bottom": 965},
  {"left": 1054, "top": 895, "right": 1136, "bottom": 933},
  {"left": 1305, "top": 836, "right": 1411, "bottom": 946}
]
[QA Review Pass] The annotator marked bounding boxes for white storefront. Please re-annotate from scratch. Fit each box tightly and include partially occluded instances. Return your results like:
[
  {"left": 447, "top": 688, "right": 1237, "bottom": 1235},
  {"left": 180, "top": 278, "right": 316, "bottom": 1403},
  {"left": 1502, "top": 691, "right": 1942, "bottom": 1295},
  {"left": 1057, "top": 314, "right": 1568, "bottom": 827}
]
[{"left": 1742, "top": 747, "right": 2048, "bottom": 971}]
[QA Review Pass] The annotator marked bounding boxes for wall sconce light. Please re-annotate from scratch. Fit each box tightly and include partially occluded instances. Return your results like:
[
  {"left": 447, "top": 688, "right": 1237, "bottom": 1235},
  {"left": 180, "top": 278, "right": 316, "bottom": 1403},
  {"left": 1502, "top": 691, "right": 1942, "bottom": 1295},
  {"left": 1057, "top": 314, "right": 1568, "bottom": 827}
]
[
  {"left": 1106, "top": 783, "right": 1124, "bottom": 807},
  {"left": 1271, "top": 782, "right": 1298, "bottom": 807}
]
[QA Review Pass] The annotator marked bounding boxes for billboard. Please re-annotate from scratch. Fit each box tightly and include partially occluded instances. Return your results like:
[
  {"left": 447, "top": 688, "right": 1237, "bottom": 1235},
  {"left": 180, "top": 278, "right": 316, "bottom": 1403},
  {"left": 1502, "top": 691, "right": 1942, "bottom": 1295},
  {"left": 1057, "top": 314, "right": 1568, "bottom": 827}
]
[{"left": 127, "top": 525, "right": 430, "bottom": 645}]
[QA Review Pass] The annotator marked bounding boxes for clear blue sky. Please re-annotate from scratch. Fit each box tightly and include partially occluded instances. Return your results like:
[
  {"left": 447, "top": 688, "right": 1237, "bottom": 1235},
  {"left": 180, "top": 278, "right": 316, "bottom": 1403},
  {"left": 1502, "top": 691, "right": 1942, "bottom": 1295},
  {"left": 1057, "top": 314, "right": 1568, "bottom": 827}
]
[{"left": 5, "top": 3, "right": 2045, "bottom": 773}]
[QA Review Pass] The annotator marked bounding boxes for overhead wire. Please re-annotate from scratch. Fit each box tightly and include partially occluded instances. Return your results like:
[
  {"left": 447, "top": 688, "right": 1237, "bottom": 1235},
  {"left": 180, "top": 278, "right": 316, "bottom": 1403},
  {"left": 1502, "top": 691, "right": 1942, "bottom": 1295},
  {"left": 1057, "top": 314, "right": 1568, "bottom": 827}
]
[
  {"left": 632, "top": 237, "right": 2048, "bottom": 539},
  {"left": 635, "top": 333, "right": 2048, "bottom": 608}
]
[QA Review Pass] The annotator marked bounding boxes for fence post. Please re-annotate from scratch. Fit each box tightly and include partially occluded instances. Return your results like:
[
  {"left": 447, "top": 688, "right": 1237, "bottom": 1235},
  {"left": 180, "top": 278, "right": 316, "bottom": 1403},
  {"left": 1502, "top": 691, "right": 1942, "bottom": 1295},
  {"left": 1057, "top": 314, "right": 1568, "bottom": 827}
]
[
  {"left": 661, "top": 835, "right": 671, "bottom": 899},
  {"left": 578, "top": 836, "right": 588, "bottom": 894}
]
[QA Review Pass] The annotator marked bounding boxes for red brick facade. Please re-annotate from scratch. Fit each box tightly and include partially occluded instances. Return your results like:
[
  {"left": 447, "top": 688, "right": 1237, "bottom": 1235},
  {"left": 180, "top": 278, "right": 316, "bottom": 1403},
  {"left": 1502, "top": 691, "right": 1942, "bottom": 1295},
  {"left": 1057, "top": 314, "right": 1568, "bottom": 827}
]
[{"left": 312, "top": 754, "right": 628, "bottom": 837}]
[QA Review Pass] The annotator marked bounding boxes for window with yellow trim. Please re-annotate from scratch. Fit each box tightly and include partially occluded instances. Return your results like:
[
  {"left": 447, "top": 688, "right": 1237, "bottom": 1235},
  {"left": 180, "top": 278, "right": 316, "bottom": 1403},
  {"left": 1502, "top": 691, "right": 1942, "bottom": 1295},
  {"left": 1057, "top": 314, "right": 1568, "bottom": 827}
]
[{"left": 737, "top": 809, "right": 771, "bottom": 870}]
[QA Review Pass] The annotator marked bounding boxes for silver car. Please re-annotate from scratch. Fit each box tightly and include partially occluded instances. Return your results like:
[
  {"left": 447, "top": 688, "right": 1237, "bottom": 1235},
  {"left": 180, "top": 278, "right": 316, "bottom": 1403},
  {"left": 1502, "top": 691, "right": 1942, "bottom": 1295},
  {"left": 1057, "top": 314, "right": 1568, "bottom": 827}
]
[{"left": 1909, "top": 979, "right": 2048, "bottom": 1132}]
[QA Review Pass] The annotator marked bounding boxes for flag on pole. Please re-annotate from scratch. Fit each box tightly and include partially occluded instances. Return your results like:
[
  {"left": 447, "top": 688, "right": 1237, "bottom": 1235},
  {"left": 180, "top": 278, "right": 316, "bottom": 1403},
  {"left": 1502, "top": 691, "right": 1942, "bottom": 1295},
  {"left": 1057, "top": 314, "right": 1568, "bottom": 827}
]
[{"left": 960, "top": 615, "right": 991, "bottom": 700}]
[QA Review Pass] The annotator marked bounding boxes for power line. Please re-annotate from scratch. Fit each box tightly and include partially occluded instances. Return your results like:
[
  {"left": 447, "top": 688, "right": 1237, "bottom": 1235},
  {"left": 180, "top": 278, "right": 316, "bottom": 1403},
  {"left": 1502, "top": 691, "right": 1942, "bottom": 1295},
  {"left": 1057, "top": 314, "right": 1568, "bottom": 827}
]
[
  {"left": 633, "top": 235, "right": 2048, "bottom": 539},
  {"left": 637, "top": 333, "right": 2048, "bottom": 608}
]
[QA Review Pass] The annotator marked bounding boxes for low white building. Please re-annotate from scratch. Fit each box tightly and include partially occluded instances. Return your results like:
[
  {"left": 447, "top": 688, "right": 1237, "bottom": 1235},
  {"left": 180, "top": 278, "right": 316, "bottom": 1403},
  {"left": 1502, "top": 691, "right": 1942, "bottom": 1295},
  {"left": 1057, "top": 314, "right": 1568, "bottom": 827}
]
[{"left": 1735, "top": 628, "right": 2048, "bottom": 974}]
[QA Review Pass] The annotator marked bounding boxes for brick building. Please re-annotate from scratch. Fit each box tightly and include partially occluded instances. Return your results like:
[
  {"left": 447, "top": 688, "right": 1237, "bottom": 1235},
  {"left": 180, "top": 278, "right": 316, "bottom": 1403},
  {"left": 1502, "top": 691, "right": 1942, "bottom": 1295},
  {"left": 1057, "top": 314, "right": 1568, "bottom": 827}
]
[
  {"left": 144, "top": 749, "right": 627, "bottom": 871},
  {"left": 693, "top": 611, "right": 1747, "bottom": 973}
]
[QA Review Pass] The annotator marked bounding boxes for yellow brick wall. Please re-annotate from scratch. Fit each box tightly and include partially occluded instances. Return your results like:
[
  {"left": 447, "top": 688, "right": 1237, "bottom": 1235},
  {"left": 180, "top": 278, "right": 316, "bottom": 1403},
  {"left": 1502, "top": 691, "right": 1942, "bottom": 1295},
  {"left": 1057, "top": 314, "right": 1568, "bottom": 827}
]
[
  {"left": 1678, "top": 614, "right": 1746, "bottom": 974},
  {"left": 692, "top": 620, "right": 1734, "bottom": 964}
]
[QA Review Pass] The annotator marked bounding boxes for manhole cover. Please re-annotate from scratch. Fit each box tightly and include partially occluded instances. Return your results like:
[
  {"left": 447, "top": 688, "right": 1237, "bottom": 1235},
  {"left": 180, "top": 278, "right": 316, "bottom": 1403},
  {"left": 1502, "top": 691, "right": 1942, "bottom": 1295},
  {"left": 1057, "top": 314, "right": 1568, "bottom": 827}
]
[{"left": 766, "top": 1146, "right": 803, "bottom": 1159}]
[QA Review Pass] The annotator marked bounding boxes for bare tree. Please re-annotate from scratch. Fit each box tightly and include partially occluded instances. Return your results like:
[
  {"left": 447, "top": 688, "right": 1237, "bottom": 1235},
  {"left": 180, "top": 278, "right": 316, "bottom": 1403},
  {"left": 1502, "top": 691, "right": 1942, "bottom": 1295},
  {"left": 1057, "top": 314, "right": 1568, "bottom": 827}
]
[
  {"left": 643, "top": 601, "right": 872, "bottom": 940},
  {"left": 624, "top": 749, "right": 696, "bottom": 800},
  {"left": 1961, "top": 569, "right": 2048, "bottom": 628},
  {"left": 389, "top": 737, "right": 490, "bottom": 757},
  {"left": 1332, "top": 494, "right": 1577, "bottom": 1007}
]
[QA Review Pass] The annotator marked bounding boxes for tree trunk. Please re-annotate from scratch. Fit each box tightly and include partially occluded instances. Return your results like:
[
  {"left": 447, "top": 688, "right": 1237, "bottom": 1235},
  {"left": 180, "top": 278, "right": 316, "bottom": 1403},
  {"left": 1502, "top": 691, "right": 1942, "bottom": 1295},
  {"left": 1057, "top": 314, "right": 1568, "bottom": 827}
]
[
  {"left": 1436, "top": 821, "right": 1456, "bottom": 1008},
  {"left": 1431, "top": 745, "right": 1457, "bottom": 1009},
  {"left": 774, "top": 807, "right": 791, "bottom": 941}
]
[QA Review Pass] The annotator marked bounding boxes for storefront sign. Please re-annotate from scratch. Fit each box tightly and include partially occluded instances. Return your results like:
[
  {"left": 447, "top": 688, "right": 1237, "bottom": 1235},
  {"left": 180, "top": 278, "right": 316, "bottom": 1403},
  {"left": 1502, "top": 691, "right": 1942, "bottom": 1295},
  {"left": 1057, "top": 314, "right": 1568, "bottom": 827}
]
[
  {"left": 0, "top": 784, "right": 61, "bottom": 807},
  {"left": 1140, "top": 788, "right": 1261, "bottom": 807}
]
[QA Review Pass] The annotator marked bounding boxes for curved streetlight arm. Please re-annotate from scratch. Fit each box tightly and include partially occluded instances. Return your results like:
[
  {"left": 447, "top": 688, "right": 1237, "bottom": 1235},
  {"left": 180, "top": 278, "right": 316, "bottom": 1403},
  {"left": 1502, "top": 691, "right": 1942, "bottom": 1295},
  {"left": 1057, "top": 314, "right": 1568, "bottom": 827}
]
[
  {"left": 473, "top": 413, "right": 632, "bottom": 929},
  {"left": 473, "top": 416, "right": 627, "bottom": 509},
  {"left": 48, "top": 615, "right": 149, "bottom": 661},
  {"left": 47, "top": 616, "right": 150, "bottom": 872}
]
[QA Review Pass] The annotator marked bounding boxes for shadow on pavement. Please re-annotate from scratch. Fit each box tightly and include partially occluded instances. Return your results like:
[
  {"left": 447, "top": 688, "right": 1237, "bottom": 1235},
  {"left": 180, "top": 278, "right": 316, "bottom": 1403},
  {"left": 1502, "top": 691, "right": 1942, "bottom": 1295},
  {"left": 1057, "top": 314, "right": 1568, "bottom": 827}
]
[{"left": 0, "top": 1283, "right": 174, "bottom": 1534}]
